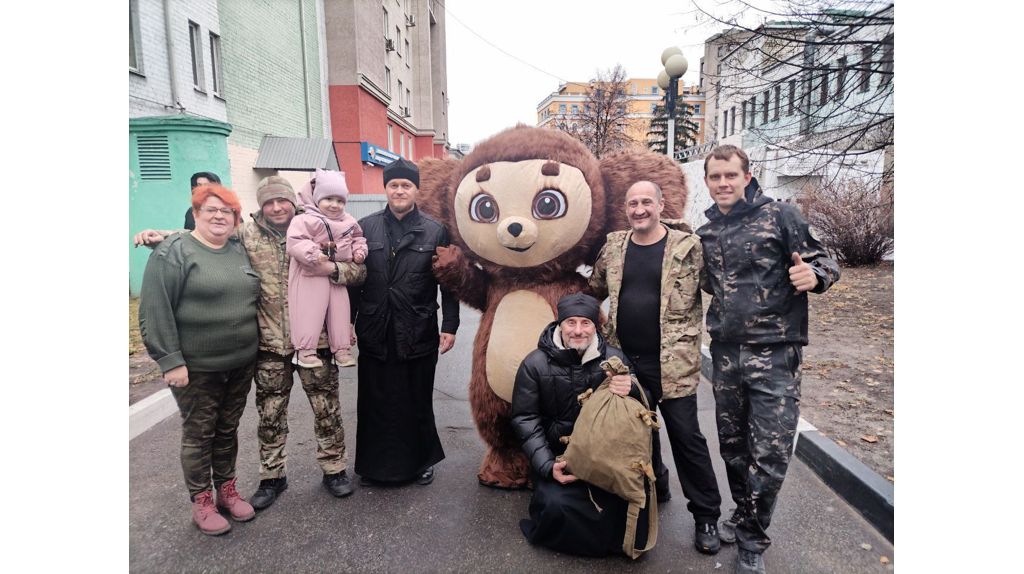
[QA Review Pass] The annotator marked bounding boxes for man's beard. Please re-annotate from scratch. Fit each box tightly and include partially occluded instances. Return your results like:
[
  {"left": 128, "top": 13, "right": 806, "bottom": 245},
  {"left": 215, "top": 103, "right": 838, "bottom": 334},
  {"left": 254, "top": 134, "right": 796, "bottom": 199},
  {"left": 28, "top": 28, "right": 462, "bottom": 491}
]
[{"left": 568, "top": 335, "right": 593, "bottom": 353}]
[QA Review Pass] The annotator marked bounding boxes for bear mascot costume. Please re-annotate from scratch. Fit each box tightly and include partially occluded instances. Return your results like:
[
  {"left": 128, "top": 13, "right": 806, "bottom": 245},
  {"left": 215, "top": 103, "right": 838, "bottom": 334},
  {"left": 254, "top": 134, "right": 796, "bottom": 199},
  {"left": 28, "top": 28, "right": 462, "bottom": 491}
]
[{"left": 415, "top": 125, "right": 689, "bottom": 488}]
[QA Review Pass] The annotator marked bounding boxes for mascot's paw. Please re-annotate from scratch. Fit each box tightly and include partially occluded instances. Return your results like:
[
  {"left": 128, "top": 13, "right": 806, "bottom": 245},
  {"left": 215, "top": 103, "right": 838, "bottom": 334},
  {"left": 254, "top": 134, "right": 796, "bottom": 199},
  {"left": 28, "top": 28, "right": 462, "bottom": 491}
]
[
  {"left": 477, "top": 447, "right": 531, "bottom": 490},
  {"left": 432, "top": 244, "right": 466, "bottom": 287}
]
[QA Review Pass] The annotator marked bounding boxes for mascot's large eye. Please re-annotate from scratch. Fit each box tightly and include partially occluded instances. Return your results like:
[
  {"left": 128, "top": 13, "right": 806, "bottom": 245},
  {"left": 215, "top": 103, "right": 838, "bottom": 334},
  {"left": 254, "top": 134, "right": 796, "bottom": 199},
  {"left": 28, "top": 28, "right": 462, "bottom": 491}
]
[
  {"left": 532, "top": 189, "right": 567, "bottom": 220},
  {"left": 469, "top": 193, "right": 499, "bottom": 223}
]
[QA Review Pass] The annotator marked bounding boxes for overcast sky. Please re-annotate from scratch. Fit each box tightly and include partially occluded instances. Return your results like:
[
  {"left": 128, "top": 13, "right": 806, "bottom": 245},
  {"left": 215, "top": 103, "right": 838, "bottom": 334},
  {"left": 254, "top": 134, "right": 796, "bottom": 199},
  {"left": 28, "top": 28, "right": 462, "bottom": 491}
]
[{"left": 443, "top": 0, "right": 725, "bottom": 147}]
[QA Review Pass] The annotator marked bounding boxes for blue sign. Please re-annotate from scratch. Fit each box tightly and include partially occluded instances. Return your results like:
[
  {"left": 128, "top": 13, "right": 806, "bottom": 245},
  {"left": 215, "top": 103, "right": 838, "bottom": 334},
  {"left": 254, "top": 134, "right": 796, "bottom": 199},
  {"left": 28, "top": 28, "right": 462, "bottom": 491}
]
[{"left": 360, "top": 142, "right": 401, "bottom": 166}]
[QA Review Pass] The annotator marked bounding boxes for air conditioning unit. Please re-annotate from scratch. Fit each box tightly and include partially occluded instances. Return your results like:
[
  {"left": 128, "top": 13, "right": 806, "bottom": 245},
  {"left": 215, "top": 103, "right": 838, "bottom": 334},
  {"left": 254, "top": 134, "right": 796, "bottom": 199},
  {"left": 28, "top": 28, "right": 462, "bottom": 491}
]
[
  {"left": 385, "top": 38, "right": 395, "bottom": 52},
  {"left": 406, "top": 13, "right": 416, "bottom": 27},
  {"left": 402, "top": 106, "right": 411, "bottom": 117}
]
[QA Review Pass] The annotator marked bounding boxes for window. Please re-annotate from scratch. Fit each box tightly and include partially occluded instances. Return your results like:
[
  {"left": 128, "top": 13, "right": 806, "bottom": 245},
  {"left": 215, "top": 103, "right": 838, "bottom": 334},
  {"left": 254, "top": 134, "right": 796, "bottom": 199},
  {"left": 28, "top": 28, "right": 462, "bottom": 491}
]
[
  {"left": 400, "top": 132, "right": 405, "bottom": 157},
  {"left": 383, "top": 8, "right": 389, "bottom": 38},
  {"left": 762, "top": 90, "right": 769, "bottom": 124},
  {"left": 788, "top": 80, "right": 796, "bottom": 116},
  {"left": 694, "top": 103, "right": 701, "bottom": 114},
  {"left": 651, "top": 102, "right": 658, "bottom": 113},
  {"left": 717, "top": 46, "right": 723, "bottom": 57},
  {"left": 558, "top": 103, "right": 566, "bottom": 114},
  {"left": 209, "top": 33, "right": 223, "bottom": 96},
  {"left": 860, "top": 47, "right": 871, "bottom": 92},
  {"left": 571, "top": 104, "right": 579, "bottom": 115},
  {"left": 721, "top": 112, "right": 727, "bottom": 137},
  {"left": 388, "top": 124, "right": 394, "bottom": 151},
  {"left": 741, "top": 101, "right": 747, "bottom": 129},
  {"left": 385, "top": 67, "right": 391, "bottom": 95},
  {"left": 651, "top": 86, "right": 659, "bottom": 95},
  {"left": 819, "top": 68, "right": 829, "bottom": 105},
  {"left": 442, "top": 91, "right": 446, "bottom": 115},
  {"left": 188, "top": 21, "right": 205, "bottom": 91},
  {"left": 405, "top": 40, "right": 410, "bottom": 65},
  {"left": 879, "top": 34, "right": 893, "bottom": 88},
  {"left": 129, "top": 0, "right": 144, "bottom": 73},
  {"left": 730, "top": 107, "right": 736, "bottom": 135},
  {"left": 396, "top": 27, "right": 402, "bottom": 55},
  {"left": 631, "top": 83, "right": 637, "bottom": 94},
  {"left": 406, "top": 88, "right": 411, "bottom": 114},
  {"left": 773, "top": 85, "right": 780, "bottom": 120},
  {"left": 836, "top": 57, "right": 847, "bottom": 100},
  {"left": 397, "top": 80, "right": 403, "bottom": 106},
  {"left": 617, "top": 105, "right": 625, "bottom": 114},
  {"left": 716, "top": 63, "right": 722, "bottom": 75}
]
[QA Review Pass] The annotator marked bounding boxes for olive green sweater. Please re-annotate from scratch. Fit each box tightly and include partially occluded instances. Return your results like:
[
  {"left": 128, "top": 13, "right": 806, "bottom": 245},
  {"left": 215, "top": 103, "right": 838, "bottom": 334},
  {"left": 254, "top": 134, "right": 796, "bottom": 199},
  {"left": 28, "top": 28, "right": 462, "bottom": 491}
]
[{"left": 139, "top": 232, "right": 259, "bottom": 373}]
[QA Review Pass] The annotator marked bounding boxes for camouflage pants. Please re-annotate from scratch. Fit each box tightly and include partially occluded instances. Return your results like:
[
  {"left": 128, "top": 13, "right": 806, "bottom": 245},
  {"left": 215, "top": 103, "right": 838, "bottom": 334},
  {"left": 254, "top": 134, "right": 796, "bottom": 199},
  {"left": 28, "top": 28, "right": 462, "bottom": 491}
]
[
  {"left": 710, "top": 341, "right": 802, "bottom": 554},
  {"left": 170, "top": 362, "right": 255, "bottom": 498},
  {"left": 255, "top": 350, "right": 347, "bottom": 480}
]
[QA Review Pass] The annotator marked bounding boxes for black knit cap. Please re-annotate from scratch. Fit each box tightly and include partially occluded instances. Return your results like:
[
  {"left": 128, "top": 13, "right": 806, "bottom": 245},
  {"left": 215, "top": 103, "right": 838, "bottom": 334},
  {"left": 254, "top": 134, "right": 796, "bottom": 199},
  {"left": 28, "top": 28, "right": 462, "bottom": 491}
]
[
  {"left": 557, "top": 292, "right": 600, "bottom": 324},
  {"left": 383, "top": 157, "right": 420, "bottom": 188}
]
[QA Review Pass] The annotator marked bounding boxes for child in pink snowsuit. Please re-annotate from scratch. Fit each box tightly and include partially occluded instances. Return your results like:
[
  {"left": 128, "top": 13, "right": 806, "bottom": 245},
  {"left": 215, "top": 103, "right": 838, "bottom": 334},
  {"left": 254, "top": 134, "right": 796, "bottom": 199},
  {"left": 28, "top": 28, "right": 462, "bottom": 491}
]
[{"left": 287, "top": 169, "right": 367, "bottom": 368}]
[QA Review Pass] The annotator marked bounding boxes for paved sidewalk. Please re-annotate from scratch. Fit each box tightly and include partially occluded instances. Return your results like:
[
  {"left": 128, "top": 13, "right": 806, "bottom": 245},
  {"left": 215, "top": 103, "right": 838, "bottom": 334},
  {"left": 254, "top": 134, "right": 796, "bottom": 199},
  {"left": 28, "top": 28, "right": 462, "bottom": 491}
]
[{"left": 129, "top": 307, "right": 894, "bottom": 572}]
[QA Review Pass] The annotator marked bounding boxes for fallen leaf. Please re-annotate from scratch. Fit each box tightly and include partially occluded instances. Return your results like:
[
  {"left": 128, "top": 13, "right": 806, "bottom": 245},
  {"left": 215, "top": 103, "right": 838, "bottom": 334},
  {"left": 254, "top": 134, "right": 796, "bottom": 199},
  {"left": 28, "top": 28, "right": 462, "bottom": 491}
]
[
  {"left": 837, "top": 440, "right": 846, "bottom": 446},
  {"left": 876, "top": 427, "right": 884, "bottom": 432},
  {"left": 884, "top": 409, "right": 894, "bottom": 416},
  {"left": 860, "top": 543, "right": 872, "bottom": 551},
  {"left": 866, "top": 377, "right": 874, "bottom": 383},
  {"left": 867, "top": 382, "right": 879, "bottom": 387},
  {"left": 886, "top": 476, "right": 894, "bottom": 482},
  {"left": 714, "top": 562, "right": 722, "bottom": 569},
  {"left": 880, "top": 556, "right": 889, "bottom": 564},
  {"left": 859, "top": 435, "right": 878, "bottom": 443}
]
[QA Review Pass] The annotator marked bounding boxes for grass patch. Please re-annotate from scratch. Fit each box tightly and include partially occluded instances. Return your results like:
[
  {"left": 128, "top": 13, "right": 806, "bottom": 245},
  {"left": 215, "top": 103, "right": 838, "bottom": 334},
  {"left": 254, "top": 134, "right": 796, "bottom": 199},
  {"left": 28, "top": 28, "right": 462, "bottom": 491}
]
[{"left": 129, "top": 296, "right": 145, "bottom": 355}]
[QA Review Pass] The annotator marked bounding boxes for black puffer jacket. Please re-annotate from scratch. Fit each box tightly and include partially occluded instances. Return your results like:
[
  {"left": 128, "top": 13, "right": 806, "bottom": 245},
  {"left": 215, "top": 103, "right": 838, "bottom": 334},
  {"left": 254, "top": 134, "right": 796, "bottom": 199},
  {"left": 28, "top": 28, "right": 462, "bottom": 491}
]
[
  {"left": 510, "top": 322, "right": 640, "bottom": 478},
  {"left": 349, "top": 206, "right": 459, "bottom": 361},
  {"left": 697, "top": 181, "right": 840, "bottom": 345}
]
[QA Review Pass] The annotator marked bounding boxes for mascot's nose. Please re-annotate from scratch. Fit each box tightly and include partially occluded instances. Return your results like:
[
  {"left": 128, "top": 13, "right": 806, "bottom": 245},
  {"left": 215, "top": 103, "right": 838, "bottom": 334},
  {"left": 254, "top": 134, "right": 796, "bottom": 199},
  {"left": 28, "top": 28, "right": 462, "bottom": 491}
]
[
  {"left": 497, "top": 216, "right": 538, "bottom": 251},
  {"left": 508, "top": 223, "right": 523, "bottom": 237}
]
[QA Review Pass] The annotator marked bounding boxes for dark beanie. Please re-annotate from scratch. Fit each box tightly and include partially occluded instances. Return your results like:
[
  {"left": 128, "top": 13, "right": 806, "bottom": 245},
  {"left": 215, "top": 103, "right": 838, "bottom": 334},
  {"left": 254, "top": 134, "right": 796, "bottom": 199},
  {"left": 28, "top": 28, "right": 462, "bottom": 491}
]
[
  {"left": 557, "top": 293, "right": 600, "bottom": 324},
  {"left": 383, "top": 157, "right": 419, "bottom": 188}
]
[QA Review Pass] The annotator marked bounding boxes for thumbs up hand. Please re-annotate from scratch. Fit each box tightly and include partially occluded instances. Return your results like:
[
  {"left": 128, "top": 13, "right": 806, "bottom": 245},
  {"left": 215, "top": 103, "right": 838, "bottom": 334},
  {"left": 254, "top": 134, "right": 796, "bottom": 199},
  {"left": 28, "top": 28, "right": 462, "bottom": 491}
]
[{"left": 789, "top": 252, "right": 819, "bottom": 292}]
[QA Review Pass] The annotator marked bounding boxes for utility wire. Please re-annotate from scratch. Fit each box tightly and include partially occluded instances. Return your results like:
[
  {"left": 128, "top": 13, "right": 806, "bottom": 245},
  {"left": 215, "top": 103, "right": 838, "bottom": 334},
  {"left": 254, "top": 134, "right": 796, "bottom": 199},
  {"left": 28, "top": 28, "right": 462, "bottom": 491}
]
[{"left": 434, "top": 0, "right": 568, "bottom": 83}]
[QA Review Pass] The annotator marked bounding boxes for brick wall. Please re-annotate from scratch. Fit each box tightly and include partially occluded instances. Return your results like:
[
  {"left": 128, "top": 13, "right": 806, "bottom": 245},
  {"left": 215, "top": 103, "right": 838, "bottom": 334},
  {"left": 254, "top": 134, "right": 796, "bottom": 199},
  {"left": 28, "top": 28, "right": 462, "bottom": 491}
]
[{"left": 129, "top": 0, "right": 227, "bottom": 122}]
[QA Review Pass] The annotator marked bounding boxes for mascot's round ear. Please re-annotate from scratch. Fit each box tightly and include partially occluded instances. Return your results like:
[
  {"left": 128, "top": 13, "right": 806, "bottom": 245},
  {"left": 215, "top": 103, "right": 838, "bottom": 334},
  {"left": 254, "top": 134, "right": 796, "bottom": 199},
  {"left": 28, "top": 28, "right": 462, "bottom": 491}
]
[
  {"left": 416, "top": 157, "right": 462, "bottom": 224},
  {"left": 598, "top": 150, "right": 689, "bottom": 235}
]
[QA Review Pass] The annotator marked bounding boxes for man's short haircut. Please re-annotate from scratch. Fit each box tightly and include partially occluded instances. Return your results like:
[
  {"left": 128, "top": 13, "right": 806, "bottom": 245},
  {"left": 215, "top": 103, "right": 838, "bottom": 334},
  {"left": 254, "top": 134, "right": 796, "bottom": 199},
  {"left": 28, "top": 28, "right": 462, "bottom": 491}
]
[
  {"left": 703, "top": 145, "right": 750, "bottom": 175},
  {"left": 190, "top": 171, "right": 222, "bottom": 189},
  {"left": 628, "top": 180, "right": 662, "bottom": 201}
]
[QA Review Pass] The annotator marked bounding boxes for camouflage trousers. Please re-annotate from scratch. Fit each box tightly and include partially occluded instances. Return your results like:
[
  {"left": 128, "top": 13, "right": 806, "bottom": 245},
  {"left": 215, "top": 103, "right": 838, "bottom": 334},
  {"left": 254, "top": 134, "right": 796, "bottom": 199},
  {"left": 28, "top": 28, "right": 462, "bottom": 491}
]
[
  {"left": 255, "top": 350, "right": 347, "bottom": 480},
  {"left": 170, "top": 362, "right": 255, "bottom": 498},
  {"left": 710, "top": 341, "right": 802, "bottom": 554}
]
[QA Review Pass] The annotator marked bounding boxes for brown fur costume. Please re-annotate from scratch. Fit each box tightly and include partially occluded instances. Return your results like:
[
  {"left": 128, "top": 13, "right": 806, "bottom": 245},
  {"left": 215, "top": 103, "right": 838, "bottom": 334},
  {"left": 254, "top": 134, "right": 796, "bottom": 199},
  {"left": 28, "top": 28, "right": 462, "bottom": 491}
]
[{"left": 417, "top": 125, "right": 689, "bottom": 488}]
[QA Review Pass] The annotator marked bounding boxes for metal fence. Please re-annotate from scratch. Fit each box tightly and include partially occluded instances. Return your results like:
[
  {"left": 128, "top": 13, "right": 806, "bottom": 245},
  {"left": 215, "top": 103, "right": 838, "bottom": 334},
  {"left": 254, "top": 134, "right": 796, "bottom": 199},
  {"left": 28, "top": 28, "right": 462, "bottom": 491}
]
[{"left": 345, "top": 194, "right": 388, "bottom": 221}]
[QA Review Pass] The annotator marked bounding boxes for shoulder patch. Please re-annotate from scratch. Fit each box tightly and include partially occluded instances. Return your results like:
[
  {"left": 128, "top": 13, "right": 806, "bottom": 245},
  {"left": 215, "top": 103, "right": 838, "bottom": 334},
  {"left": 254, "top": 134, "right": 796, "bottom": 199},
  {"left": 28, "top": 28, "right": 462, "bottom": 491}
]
[{"left": 808, "top": 225, "right": 822, "bottom": 242}]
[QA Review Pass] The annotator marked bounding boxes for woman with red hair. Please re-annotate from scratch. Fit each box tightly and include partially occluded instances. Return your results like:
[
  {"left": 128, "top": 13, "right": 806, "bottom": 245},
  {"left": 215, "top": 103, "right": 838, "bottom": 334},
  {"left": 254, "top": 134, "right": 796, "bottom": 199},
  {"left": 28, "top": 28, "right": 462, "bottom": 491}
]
[{"left": 139, "top": 184, "right": 260, "bottom": 535}]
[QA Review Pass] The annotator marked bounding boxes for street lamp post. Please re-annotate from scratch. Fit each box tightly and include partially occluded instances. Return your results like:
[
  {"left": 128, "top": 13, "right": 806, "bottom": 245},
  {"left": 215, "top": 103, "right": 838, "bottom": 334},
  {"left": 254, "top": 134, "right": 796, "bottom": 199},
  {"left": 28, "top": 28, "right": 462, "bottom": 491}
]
[{"left": 658, "top": 48, "right": 688, "bottom": 159}]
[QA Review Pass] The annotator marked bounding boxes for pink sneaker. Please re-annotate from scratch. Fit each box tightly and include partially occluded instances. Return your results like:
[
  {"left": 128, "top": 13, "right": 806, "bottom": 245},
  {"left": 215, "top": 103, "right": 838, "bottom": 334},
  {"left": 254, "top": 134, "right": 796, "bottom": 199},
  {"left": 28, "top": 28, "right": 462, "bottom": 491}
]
[
  {"left": 191, "top": 491, "right": 231, "bottom": 535},
  {"left": 334, "top": 350, "right": 356, "bottom": 367},
  {"left": 292, "top": 349, "right": 323, "bottom": 368},
  {"left": 216, "top": 478, "right": 256, "bottom": 521}
]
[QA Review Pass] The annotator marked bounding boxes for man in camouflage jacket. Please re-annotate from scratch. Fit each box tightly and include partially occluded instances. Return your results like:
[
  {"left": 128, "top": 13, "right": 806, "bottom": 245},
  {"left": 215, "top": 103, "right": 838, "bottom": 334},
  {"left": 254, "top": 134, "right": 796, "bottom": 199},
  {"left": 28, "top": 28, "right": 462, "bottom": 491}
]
[
  {"left": 589, "top": 181, "right": 723, "bottom": 555},
  {"left": 698, "top": 146, "right": 840, "bottom": 574},
  {"left": 133, "top": 176, "right": 367, "bottom": 508}
]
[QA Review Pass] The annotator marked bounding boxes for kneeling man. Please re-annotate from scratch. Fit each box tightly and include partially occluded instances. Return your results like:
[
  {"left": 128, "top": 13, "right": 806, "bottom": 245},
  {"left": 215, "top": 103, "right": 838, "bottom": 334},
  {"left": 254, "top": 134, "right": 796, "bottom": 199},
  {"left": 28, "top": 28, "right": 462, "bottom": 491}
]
[{"left": 511, "top": 293, "right": 652, "bottom": 557}]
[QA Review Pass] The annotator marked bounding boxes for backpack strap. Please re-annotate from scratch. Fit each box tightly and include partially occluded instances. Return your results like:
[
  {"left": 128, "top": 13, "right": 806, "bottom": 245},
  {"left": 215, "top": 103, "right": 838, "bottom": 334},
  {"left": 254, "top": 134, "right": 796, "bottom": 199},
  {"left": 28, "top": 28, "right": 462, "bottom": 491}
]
[
  {"left": 316, "top": 216, "right": 334, "bottom": 242},
  {"left": 623, "top": 480, "right": 659, "bottom": 559}
]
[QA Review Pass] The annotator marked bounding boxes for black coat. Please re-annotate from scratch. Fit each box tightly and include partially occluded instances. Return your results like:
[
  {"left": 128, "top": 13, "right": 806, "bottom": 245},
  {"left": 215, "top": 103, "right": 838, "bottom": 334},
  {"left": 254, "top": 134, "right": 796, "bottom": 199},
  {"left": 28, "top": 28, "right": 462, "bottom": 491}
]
[
  {"left": 349, "top": 205, "right": 459, "bottom": 361},
  {"left": 510, "top": 322, "right": 640, "bottom": 478},
  {"left": 697, "top": 182, "right": 841, "bottom": 345}
]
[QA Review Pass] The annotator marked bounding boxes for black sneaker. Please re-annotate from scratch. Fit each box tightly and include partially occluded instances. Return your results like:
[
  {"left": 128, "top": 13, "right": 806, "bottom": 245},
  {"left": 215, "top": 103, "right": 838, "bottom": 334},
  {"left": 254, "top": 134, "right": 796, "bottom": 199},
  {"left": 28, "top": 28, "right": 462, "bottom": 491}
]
[
  {"left": 736, "top": 549, "right": 766, "bottom": 574},
  {"left": 250, "top": 477, "right": 288, "bottom": 510},
  {"left": 695, "top": 522, "right": 721, "bottom": 554},
  {"left": 323, "top": 471, "right": 354, "bottom": 497},
  {"left": 720, "top": 508, "right": 742, "bottom": 544},
  {"left": 416, "top": 466, "right": 435, "bottom": 485}
]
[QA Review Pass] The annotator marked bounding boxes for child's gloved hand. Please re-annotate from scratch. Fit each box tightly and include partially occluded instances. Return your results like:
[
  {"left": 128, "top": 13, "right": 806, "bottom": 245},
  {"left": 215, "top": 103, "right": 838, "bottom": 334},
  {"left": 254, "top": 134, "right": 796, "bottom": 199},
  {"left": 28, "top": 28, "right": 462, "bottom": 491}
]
[
  {"left": 317, "top": 252, "right": 330, "bottom": 264},
  {"left": 354, "top": 251, "right": 366, "bottom": 263}
]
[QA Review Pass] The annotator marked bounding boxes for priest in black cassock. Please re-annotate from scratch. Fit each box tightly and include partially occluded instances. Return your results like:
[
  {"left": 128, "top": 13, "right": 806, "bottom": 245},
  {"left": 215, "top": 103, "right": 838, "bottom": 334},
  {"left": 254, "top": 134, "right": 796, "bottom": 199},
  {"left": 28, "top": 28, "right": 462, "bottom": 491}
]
[{"left": 348, "top": 158, "right": 459, "bottom": 486}]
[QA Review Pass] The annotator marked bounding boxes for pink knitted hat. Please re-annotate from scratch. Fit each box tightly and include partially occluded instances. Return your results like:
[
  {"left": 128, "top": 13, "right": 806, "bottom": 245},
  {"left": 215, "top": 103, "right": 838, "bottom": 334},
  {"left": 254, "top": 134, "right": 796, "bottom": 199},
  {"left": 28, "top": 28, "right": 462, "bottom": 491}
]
[{"left": 311, "top": 168, "right": 349, "bottom": 205}]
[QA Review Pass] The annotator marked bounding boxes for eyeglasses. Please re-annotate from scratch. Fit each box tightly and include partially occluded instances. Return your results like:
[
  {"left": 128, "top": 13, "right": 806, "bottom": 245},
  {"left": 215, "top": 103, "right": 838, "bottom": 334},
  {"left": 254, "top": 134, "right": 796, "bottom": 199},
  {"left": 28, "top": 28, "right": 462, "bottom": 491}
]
[{"left": 199, "top": 206, "right": 235, "bottom": 217}]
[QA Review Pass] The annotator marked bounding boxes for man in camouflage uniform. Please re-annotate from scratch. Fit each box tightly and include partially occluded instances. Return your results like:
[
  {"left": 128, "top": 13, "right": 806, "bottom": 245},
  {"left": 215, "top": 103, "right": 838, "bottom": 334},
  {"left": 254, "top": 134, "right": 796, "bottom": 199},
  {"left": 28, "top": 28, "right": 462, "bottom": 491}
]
[
  {"left": 134, "top": 176, "right": 366, "bottom": 509},
  {"left": 589, "top": 180, "right": 722, "bottom": 555},
  {"left": 698, "top": 146, "right": 840, "bottom": 574}
]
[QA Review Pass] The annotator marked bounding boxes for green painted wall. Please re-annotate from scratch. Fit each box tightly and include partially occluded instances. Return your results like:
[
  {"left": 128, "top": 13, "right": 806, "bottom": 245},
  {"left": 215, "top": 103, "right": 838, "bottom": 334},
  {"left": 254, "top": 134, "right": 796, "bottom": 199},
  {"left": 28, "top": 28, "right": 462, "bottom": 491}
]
[
  {"left": 218, "top": 0, "right": 326, "bottom": 150},
  {"left": 129, "top": 115, "right": 232, "bottom": 295}
]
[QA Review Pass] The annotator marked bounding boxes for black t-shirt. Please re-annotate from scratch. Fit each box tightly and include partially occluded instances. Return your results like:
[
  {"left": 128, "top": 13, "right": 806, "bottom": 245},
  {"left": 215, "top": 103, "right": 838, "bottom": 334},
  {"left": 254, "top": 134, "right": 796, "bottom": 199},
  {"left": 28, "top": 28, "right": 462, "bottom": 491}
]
[{"left": 616, "top": 234, "right": 667, "bottom": 356}]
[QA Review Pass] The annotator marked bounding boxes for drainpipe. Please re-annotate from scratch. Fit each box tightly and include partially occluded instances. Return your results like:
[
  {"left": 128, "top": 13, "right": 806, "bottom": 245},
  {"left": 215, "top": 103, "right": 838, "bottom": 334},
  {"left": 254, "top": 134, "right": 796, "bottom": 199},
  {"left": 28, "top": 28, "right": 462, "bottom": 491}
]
[
  {"left": 299, "top": 0, "right": 312, "bottom": 137},
  {"left": 163, "top": 0, "right": 183, "bottom": 111}
]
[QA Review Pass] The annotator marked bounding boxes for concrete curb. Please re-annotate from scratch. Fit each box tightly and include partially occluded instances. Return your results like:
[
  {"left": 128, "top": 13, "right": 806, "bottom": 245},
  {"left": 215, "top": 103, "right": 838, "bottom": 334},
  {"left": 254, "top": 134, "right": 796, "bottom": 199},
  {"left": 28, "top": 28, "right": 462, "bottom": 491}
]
[
  {"left": 129, "top": 389, "right": 177, "bottom": 441},
  {"left": 699, "top": 345, "right": 894, "bottom": 542}
]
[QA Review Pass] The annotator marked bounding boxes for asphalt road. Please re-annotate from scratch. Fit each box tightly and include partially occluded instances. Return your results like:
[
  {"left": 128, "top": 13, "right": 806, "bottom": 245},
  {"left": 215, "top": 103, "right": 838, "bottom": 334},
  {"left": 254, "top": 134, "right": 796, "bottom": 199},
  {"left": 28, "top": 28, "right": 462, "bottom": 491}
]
[{"left": 129, "top": 305, "right": 895, "bottom": 572}]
